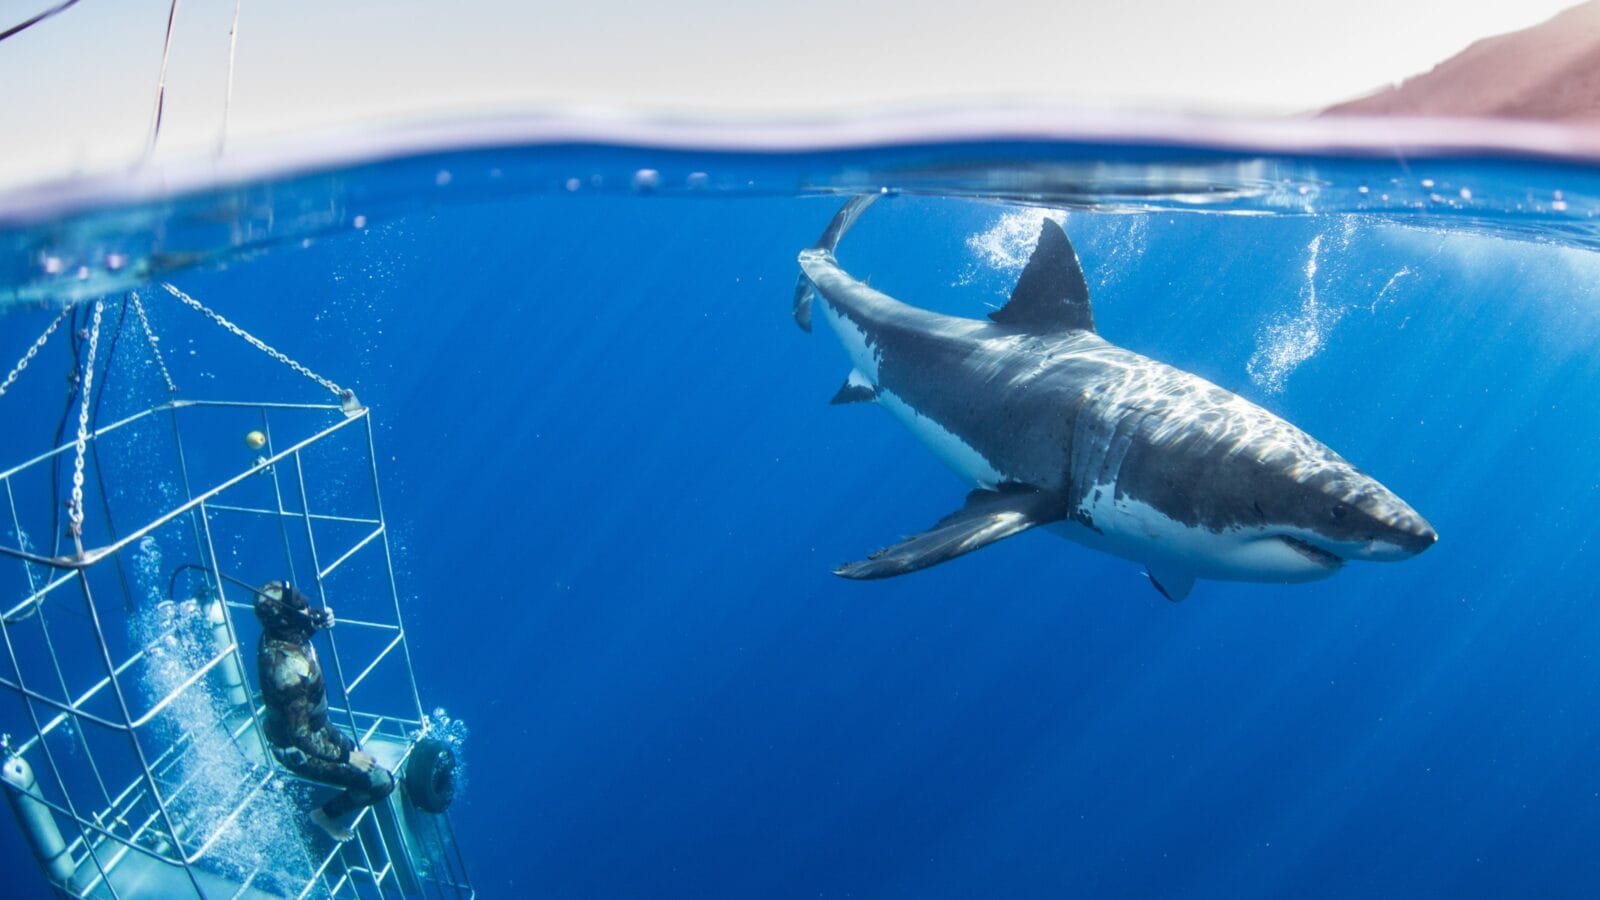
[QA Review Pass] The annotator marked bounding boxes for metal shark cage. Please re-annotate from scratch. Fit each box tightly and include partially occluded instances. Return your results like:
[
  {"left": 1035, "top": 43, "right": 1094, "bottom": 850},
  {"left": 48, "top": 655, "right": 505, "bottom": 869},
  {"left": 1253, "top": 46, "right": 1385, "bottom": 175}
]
[{"left": 0, "top": 287, "right": 473, "bottom": 898}]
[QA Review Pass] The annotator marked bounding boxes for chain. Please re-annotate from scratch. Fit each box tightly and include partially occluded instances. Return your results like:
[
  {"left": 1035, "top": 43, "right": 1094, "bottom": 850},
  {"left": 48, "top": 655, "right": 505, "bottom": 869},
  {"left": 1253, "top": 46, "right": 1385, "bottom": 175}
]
[
  {"left": 0, "top": 304, "right": 71, "bottom": 401},
  {"left": 130, "top": 291, "right": 177, "bottom": 393},
  {"left": 160, "top": 281, "right": 348, "bottom": 400},
  {"left": 68, "top": 299, "right": 103, "bottom": 550}
]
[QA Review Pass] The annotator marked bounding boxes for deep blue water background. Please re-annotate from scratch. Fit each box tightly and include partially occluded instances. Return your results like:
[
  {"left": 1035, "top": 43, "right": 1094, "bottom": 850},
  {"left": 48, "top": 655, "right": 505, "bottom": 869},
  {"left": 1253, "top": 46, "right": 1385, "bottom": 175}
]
[{"left": 5, "top": 160, "right": 1600, "bottom": 897}]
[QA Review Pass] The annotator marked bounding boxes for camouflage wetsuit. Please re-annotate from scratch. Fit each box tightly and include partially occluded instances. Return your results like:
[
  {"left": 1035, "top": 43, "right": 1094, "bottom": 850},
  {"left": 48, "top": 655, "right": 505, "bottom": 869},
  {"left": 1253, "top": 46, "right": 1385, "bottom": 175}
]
[{"left": 256, "top": 583, "right": 394, "bottom": 819}]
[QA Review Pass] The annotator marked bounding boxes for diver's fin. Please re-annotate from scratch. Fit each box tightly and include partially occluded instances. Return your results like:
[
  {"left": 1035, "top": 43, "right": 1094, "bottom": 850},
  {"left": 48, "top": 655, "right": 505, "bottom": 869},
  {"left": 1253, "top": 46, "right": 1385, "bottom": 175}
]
[
  {"left": 830, "top": 369, "right": 878, "bottom": 405},
  {"left": 1145, "top": 563, "right": 1195, "bottom": 602},
  {"left": 835, "top": 485, "right": 1065, "bottom": 580},
  {"left": 795, "top": 194, "right": 882, "bottom": 332},
  {"left": 989, "top": 218, "right": 1095, "bottom": 333}
]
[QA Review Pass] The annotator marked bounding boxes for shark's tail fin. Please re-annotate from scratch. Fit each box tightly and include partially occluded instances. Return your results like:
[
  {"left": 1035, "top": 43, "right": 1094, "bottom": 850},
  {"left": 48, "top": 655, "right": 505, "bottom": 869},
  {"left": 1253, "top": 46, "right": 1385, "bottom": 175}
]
[
  {"left": 813, "top": 193, "right": 880, "bottom": 254},
  {"left": 794, "top": 193, "right": 880, "bottom": 332}
]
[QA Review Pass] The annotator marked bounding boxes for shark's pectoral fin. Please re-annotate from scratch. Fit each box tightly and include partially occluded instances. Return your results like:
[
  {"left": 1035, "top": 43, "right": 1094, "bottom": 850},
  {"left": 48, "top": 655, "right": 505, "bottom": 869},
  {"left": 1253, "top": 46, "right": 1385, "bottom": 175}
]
[
  {"left": 829, "top": 369, "right": 878, "bottom": 405},
  {"left": 835, "top": 485, "right": 1065, "bottom": 580},
  {"left": 1144, "top": 563, "right": 1196, "bottom": 602}
]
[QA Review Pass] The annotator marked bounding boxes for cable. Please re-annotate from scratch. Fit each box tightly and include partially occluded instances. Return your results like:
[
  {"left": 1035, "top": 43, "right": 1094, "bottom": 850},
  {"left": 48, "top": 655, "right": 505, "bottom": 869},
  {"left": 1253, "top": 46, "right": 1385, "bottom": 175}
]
[
  {"left": 49, "top": 303, "right": 86, "bottom": 559},
  {"left": 89, "top": 296, "right": 135, "bottom": 609},
  {"left": 0, "top": 0, "right": 82, "bottom": 44},
  {"left": 167, "top": 562, "right": 274, "bottom": 602},
  {"left": 146, "top": 0, "right": 182, "bottom": 155}
]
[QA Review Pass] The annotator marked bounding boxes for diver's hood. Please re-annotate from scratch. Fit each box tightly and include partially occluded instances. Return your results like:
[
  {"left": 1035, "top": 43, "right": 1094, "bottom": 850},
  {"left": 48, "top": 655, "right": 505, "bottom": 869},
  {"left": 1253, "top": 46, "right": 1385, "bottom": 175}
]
[{"left": 254, "top": 581, "right": 325, "bottom": 641}]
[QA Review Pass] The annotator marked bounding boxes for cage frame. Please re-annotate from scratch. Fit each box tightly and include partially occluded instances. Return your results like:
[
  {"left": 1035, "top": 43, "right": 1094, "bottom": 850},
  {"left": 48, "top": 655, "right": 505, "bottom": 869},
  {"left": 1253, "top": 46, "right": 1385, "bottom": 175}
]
[{"left": 0, "top": 396, "right": 474, "bottom": 899}]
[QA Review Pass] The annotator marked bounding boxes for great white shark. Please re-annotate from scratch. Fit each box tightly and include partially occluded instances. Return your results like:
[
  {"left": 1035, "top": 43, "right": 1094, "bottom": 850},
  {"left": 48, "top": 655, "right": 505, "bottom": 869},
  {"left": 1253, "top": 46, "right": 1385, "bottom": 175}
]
[{"left": 793, "top": 196, "right": 1435, "bottom": 600}]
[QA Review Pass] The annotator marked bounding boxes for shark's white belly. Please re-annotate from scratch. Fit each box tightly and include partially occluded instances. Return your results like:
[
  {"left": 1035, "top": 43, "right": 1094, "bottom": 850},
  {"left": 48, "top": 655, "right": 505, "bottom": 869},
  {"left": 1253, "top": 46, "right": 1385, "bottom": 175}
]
[
  {"left": 1057, "top": 485, "right": 1337, "bottom": 583},
  {"left": 878, "top": 389, "right": 1005, "bottom": 489}
]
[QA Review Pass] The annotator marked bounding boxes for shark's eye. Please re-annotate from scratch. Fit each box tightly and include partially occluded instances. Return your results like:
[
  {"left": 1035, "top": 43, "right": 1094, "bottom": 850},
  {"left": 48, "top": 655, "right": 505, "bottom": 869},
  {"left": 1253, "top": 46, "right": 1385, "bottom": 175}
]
[{"left": 1331, "top": 504, "right": 1349, "bottom": 522}]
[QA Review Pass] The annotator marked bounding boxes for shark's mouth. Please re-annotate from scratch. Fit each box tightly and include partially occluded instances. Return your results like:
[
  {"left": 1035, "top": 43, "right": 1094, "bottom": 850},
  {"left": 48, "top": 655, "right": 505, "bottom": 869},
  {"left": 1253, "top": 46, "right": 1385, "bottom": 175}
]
[{"left": 1279, "top": 536, "right": 1345, "bottom": 569}]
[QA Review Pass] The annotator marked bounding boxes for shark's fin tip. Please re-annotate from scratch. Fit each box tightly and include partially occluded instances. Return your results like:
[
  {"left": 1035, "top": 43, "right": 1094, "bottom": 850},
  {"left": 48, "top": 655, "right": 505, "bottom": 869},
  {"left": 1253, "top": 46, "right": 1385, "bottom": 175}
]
[
  {"left": 988, "top": 218, "right": 1095, "bottom": 333},
  {"left": 835, "top": 485, "right": 1066, "bottom": 579},
  {"left": 1145, "top": 564, "right": 1195, "bottom": 602}
]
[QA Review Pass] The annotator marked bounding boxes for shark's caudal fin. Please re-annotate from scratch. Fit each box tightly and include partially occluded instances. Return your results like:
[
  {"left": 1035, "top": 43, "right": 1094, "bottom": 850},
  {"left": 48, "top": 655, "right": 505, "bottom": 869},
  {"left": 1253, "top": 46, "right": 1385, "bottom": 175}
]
[
  {"left": 814, "top": 194, "right": 880, "bottom": 253},
  {"left": 794, "top": 194, "right": 882, "bottom": 332},
  {"left": 835, "top": 485, "right": 1065, "bottom": 579},
  {"left": 989, "top": 218, "right": 1095, "bottom": 333}
]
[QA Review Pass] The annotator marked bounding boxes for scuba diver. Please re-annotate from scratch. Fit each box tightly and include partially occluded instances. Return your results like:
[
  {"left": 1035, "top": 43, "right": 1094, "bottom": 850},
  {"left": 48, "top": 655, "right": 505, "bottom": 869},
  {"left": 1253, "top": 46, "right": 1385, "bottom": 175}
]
[{"left": 254, "top": 581, "right": 394, "bottom": 842}]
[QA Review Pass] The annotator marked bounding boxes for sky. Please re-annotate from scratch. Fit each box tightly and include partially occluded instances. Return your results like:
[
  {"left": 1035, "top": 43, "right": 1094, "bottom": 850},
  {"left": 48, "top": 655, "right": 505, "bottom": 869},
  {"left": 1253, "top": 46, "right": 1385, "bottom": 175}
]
[{"left": 0, "top": 0, "right": 1585, "bottom": 188}]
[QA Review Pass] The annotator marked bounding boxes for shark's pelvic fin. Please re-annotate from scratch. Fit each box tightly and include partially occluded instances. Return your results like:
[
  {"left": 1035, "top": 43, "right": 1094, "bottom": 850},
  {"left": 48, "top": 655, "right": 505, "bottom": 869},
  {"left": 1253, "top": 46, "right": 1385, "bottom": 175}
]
[
  {"left": 835, "top": 485, "right": 1065, "bottom": 580},
  {"left": 830, "top": 369, "right": 878, "bottom": 405},
  {"left": 1145, "top": 563, "right": 1195, "bottom": 602},
  {"left": 989, "top": 218, "right": 1095, "bottom": 334},
  {"left": 794, "top": 194, "right": 883, "bottom": 332}
]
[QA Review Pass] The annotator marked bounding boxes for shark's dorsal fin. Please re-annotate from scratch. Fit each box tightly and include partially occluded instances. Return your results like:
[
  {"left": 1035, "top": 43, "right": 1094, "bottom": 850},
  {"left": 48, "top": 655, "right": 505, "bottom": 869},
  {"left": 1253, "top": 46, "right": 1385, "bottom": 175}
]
[{"left": 989, "top": 218, "right": 1094, "bottom": 333}]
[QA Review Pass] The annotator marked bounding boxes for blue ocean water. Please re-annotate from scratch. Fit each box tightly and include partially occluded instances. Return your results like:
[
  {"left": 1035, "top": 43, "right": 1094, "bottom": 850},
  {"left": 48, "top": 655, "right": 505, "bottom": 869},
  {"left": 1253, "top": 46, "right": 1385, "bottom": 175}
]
[{"left": 3, "top": 134, "right": 1600, "bottom": 897}]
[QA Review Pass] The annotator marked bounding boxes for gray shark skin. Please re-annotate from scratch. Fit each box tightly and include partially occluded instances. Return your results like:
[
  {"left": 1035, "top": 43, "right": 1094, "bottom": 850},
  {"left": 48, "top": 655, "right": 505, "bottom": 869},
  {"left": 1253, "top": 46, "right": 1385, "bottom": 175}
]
[{"left": 794, "top": 196, "right": 1436, "bottom": 601}]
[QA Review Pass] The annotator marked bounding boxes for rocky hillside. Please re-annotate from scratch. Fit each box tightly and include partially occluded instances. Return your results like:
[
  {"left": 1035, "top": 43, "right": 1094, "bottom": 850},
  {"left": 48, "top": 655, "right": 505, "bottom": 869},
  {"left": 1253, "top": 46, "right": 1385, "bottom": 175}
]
[{"left": 1324, "top": 2, "right": 1600, "bottom": 120}]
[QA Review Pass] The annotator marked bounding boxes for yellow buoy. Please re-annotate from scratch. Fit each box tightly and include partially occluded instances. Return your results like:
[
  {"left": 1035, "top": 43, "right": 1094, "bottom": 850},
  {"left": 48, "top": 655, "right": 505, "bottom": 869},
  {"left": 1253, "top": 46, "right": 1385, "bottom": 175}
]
[{"left": 244, "top": 430, "right": 267, "bottom": 450}]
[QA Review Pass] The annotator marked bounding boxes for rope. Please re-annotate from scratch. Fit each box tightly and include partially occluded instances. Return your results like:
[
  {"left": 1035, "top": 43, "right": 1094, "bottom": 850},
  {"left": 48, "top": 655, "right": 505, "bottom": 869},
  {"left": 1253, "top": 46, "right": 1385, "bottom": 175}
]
[
  {"left": 68, "top": 300, "right": 104, "bottom": 551},
  {"left": 160, "top": 282, "right": 349, "bottom": 401},
  {"left": 131, "top": 291, "right": 178, "bottom": 393},
  {"left": 0, "top": 304, "right": 71, "bottom": 401}
]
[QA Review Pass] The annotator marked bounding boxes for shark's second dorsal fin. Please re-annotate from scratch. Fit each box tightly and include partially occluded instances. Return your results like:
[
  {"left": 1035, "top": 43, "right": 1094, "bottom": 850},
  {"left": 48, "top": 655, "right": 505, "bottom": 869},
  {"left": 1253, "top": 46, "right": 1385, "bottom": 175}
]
[{"left": 989, "top": 218, "right": 1094, "bottom": 333}]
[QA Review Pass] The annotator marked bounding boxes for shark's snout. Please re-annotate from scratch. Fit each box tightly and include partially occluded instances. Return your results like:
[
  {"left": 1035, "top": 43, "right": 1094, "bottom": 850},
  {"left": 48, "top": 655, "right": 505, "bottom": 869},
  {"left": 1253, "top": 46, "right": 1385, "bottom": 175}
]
[
  {"left": 1368, "top": 511, "right": 1437, "bottom": 559},
  {"left": 1343, "top": 494, "right": 1437, "bottom": 561}
]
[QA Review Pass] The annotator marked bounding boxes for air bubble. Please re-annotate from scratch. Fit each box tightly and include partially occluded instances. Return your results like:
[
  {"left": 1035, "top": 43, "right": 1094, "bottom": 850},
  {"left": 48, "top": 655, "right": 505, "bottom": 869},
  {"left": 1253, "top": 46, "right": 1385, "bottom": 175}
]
[
  {"left": 631, "top": 168, "right": 661, "bottom": 192},
  {"left": 435, "top": 170, "right": 452, "bottom": 187},
  {"left": 352, "top": 215, "right": 367, "bottom": 229}
]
